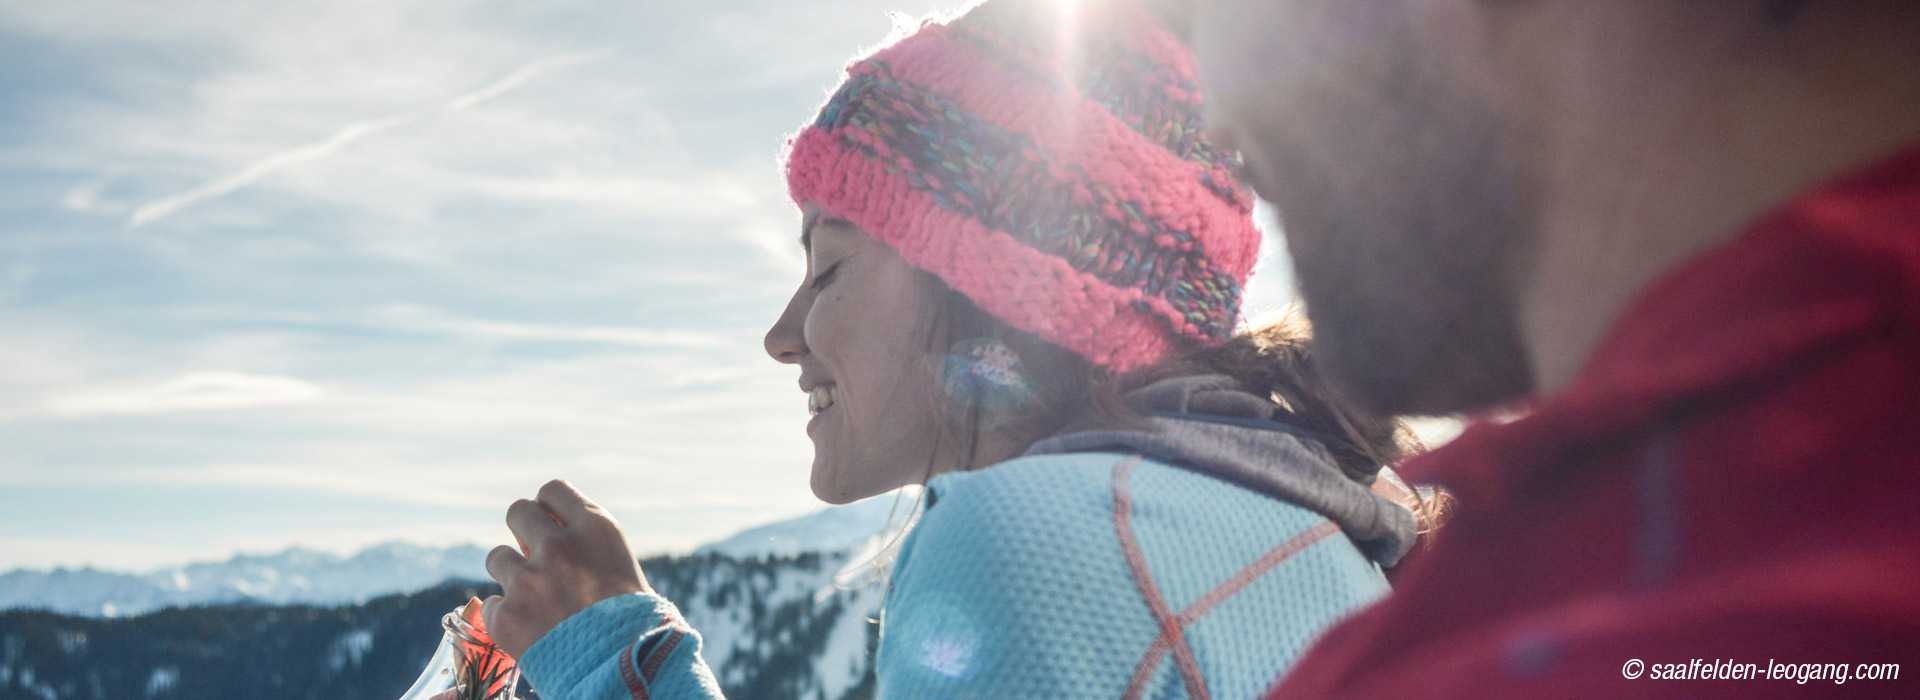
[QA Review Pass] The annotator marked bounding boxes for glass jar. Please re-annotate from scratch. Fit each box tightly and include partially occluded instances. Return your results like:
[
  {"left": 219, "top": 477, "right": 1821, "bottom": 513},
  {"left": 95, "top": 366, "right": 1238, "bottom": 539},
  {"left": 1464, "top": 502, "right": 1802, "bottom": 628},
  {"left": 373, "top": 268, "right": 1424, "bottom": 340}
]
[{"left": 396, "top": 597, "right": 520, "bottom": 700}]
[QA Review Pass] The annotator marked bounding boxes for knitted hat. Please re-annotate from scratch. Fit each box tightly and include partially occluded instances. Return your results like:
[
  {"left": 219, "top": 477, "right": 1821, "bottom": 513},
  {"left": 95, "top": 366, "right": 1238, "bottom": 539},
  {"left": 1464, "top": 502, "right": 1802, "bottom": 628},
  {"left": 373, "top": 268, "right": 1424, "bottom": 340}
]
[{"left": 785, "top": 0, "right": 1259, "bottom": 373}]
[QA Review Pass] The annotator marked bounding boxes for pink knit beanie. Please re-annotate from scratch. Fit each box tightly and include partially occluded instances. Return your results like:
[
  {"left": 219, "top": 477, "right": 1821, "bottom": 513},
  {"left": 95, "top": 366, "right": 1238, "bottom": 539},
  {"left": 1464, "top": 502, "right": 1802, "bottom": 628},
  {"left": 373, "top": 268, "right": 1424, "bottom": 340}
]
[{"left": 785, "top": 0, "right": 1259, "bottom": 373}]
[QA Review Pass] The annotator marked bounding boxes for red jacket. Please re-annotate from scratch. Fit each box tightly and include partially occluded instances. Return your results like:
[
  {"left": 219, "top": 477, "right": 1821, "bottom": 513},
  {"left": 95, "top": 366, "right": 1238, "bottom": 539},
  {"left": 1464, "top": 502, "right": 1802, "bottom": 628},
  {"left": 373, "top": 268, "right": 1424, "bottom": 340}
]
[{"left": 1269, "top": 147, "right": 1920, "bottom": 698}]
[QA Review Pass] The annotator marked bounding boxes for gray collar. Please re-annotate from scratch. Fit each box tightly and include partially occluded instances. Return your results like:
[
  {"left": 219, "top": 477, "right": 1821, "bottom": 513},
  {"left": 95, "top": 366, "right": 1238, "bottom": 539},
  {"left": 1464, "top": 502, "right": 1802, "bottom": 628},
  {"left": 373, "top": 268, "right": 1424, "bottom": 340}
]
[{"left": 1024, "top": 374, "right": 1416, "bottom": 566}]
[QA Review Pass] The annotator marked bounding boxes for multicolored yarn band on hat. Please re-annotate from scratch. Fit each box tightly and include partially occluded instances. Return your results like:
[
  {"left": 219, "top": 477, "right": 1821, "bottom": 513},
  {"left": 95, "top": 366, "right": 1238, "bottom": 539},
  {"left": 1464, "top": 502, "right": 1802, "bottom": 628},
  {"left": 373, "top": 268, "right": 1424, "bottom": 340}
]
[{"left": 785, "top": 0, "right": 1261, "bottom": 373}]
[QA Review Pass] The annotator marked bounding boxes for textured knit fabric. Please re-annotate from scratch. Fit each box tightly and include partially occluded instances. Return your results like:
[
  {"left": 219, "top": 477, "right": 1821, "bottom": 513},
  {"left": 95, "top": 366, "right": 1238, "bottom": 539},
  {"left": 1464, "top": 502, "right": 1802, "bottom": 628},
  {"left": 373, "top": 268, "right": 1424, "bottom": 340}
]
[
  {"left": 1268, "top": 145, "right": 1920, "bottom": 698},
  {"left": 881, "top": 453, "right": 1388, "bottom": 699},
  {"left": 520, "top": 452, "right": 1391, "bottom": 700},
  {"left": 785, "top": 0, "right": 1260, "bottom": 372},
  {"left": 520, "top": 592, "right": 721, "bottom": 699},
  {"left": 1027, "top": 374, "right": 1417, "bottom": 565}
]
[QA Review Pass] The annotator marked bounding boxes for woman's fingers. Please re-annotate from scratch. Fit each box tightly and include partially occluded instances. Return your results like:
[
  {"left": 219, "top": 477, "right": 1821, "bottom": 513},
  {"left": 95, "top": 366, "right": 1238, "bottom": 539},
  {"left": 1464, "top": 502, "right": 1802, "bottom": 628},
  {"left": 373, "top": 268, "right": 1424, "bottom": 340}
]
[
  {"left": 485, "top": 544, "right": 528, "bottom": 592},
  {"left": 482, "top": 479, "right": 651, "bottom": 659},
  {"left": 535, "top": 478, "right": 595, "bottom": 525},
  {"left": 505, "top": 498, "right": 563, "bottom": 553},
  {"left": 480, "top": 594, "right": 506, "bottom": 635}
]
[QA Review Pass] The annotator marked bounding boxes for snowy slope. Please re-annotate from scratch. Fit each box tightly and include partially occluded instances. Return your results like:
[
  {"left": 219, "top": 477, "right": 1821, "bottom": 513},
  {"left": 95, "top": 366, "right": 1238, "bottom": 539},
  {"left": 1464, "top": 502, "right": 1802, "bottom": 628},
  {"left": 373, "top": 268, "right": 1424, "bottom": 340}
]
[{"left": 647, "top": 550, "right": 887, "bottom": 699}]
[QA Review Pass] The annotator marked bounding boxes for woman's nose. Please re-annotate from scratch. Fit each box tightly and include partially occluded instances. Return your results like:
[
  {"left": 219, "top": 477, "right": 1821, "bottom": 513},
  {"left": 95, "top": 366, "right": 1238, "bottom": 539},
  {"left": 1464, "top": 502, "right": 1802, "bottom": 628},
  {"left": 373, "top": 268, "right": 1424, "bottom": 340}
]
[{"left": 764, "top": 292, "right": 808, "bottom": 364}]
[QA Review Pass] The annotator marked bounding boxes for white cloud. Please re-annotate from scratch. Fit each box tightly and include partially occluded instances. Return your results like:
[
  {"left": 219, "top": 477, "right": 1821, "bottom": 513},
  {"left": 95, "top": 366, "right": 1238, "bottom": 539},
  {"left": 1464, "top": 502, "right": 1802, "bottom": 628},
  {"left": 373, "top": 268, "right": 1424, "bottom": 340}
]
[
  {"left": 127, "top": 51, "right": 603, "bottom": 228},
  {"left": 45, "top": 371, "right": 325, "bottom": 417},
  {"left": 445, "top": 51, "right": 604, "bottom": 111},
  {"left": 0, "top": 0, "right": 959, "bottom": 570},
  {"left": 127, "top": 112, "right": 423, "bottom": 227},
  {"left": 61, "top": 180, "right": 107, "bottom": 213},
  {"left": 370, "top": 304, "right": 728, "bottom": 348},
  {"left": 0, "top": 328, "right": 113, "bottom": 418},
  {"left": 452, "top": 171, "right": 760, "bottom": 222}
]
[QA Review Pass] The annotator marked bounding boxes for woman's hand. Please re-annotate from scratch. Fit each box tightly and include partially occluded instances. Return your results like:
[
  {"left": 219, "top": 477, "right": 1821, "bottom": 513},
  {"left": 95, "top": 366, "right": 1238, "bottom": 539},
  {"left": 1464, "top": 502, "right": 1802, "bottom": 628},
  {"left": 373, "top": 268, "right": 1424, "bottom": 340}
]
[{"left": 482, "top": 479, "right": 653, "bottom": 658}]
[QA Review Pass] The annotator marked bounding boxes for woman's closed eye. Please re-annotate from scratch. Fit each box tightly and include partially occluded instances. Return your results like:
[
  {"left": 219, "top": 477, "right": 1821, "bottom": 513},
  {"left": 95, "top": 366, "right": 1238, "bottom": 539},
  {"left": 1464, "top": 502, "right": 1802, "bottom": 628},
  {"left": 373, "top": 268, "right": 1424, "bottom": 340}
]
[{"left": 809, "top": 260, "right": 845, "bottom": 291}]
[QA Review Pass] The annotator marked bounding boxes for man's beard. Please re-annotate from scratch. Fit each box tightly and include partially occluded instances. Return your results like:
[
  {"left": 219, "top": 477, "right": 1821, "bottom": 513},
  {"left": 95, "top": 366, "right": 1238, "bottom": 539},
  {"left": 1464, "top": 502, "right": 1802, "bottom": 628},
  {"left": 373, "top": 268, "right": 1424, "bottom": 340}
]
[{"left": 1265, "top": 67, "right": 1539, "bottom": 416}]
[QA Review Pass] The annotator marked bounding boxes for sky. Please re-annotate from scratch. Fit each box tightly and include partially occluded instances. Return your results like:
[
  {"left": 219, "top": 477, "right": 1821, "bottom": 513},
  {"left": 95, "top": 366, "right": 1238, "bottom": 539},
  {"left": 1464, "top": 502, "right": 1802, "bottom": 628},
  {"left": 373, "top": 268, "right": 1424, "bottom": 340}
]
[{"left": 0, "top": 0, "right": 1407, "bottom": 572}]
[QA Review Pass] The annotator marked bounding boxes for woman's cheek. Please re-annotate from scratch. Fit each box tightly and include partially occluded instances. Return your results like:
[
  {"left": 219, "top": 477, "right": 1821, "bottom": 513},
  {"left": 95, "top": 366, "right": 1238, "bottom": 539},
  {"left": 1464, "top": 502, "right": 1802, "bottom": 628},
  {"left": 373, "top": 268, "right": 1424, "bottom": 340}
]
[{"left": 800, "top": 290, "right": 844, "bottom": 353}]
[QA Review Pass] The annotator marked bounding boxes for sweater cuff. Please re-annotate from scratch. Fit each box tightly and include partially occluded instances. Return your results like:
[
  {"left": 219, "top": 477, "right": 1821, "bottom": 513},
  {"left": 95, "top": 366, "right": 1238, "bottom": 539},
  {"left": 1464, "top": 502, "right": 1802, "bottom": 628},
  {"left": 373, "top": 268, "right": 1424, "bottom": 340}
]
[{"left": 519, "top": 592, "right": 681, "bottom": 695}]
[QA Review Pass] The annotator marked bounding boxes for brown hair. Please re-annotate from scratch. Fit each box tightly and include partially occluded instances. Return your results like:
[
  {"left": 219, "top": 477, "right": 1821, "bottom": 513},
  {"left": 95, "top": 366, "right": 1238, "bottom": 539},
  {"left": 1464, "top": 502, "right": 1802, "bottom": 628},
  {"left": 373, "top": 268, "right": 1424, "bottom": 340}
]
[{"left": 915, "top": 273, "right": 1450, "bottom": 537}]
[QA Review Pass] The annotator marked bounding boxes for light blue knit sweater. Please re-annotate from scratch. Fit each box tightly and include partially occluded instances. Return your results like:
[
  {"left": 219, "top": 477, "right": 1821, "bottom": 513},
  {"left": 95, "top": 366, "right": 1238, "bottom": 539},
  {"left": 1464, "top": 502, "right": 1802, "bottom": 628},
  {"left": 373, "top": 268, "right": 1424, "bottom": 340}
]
[{"left": 518, "top": 451, "right": 1392, "bottom": 699}]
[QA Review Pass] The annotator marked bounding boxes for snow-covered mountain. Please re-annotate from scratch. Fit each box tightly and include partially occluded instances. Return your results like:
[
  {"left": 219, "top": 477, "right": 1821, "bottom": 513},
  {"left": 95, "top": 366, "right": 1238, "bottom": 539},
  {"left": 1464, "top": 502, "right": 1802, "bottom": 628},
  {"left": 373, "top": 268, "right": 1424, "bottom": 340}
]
[
  {"left": 0, "top": 494, "right": 908, "bottom": 618},
  {"left": 0, "top": 494, "right": 918, "bottom": 697},
  {"left": 650, "top": 549, "right": 885, "bottom": 698},
  {"left": 0, "top": 542, "right": 493, "bottom": 617},
  {"left": 695, "top": 491, "right": 910, "bottom": 559},
  {"left": 0, "top": 497, "right": 915, "bottom": 698},
  {"left": 1, "top": 548, "right": 889, "bottom": 700}
]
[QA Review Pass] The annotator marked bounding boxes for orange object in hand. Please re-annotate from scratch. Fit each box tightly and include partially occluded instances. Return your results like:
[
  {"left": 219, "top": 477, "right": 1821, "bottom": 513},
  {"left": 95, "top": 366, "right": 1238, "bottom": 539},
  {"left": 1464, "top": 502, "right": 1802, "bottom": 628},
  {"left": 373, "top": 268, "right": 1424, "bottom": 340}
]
[
  {"left": 398, "top": 596, "right": 522, "bottom": 700},
  {"left": 454, "top": 597, "right": 518, "bottom": 699}
]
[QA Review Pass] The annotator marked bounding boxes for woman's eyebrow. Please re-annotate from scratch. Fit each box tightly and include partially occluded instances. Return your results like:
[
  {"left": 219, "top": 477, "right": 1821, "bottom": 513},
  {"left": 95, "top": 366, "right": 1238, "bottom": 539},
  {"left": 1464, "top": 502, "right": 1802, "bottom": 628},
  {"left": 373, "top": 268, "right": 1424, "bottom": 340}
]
[{"left": 800, "top": 216, "right": 850, "bottom": 252}]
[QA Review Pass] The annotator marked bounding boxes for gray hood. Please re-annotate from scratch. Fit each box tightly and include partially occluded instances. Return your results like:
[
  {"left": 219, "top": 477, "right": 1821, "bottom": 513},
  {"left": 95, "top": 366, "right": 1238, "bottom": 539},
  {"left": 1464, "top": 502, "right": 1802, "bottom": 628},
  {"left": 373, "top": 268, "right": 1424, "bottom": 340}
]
[{"left": 1023, "top": 374, "right": 1417, "bottom": 567}]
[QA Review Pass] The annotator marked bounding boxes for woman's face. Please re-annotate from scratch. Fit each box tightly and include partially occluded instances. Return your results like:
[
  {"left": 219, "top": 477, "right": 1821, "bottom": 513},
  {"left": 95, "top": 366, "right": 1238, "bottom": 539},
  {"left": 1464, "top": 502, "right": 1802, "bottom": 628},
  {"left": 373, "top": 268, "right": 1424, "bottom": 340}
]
[{"left": 763, "top": 209, "right": 950, "bottom": 504}]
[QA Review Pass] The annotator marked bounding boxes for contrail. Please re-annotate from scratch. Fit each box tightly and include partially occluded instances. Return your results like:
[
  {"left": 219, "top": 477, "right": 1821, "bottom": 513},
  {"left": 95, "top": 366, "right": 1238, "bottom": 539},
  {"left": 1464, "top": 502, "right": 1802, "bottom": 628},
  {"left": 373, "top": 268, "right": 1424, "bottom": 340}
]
[
  {"left": 128, "top": 112, "right": 421, "bottom": 227},
  {"left": 127, "top": 51, "right": 601, "bottom": 228},
  {"left": 446, "top": 52, "right": 599, "bottom": 112}
]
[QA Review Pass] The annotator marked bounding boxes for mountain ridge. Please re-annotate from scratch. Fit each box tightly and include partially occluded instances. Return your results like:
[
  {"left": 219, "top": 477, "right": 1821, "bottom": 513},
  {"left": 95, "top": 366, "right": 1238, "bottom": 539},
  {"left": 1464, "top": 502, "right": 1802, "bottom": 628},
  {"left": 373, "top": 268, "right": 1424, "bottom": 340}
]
[
  {"left": 0, "top": 494, "right": 904, "bottom": 618},
  {"left": 0, "top": 549, "right": 885, "bottom": 699}
]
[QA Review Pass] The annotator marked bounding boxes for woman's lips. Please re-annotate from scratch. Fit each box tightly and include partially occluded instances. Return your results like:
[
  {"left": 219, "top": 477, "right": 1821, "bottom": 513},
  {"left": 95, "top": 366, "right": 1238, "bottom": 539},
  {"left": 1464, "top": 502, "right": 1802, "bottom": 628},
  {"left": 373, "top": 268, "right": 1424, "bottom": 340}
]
[
  {"left": 805, "top": 402, "right": 833, "bottom": 436},
  {"left": 805, "top": 384, "right": 837, "bottom": 435}
]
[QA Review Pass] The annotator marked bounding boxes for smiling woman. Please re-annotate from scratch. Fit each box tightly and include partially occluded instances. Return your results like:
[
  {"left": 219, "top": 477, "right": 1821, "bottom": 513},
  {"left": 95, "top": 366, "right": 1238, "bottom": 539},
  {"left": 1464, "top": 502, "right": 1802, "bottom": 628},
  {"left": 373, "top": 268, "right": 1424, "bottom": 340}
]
[
  {"left": 769, "top": 211, "right": 1007, "bottom": 505},
  {"left": 477, "top": 1, "right": 1432, "bottom": 698}
]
